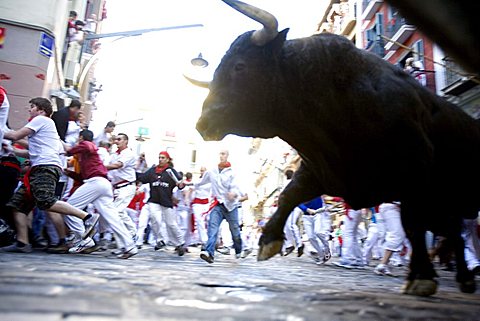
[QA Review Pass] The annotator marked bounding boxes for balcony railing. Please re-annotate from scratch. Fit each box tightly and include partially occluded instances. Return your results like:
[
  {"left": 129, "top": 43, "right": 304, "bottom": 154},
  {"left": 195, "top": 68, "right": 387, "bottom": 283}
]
[
  {"left": 443, "top": 57, "right": 462, "bottom": 87},
  {"left": 384, "top": 16, "right": 415, "bottom": 50},
  {"left": 362, "top": 0, "right": 383, "bottom": 20},
  {"left": 385, "top": 17, "right": 410, "bottom": 39}
]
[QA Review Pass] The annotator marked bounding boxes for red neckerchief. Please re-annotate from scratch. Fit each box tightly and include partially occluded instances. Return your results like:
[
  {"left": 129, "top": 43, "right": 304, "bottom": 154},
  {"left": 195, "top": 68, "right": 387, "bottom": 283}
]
[
  {"left": 155, "top": 164, "right": 168, "bottom": 174},
  {"left": 116, "top": 147, "right": 126, "bottom": 155},
  {"left": 218, "top": 161, "right": 231, "bottom": 171}
]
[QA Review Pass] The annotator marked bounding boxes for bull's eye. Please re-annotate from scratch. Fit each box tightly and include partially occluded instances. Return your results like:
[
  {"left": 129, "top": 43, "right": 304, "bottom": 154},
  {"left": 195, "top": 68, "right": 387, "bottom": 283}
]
[{"left": 234, "top": 63, "right": 246, "bottom": 72}]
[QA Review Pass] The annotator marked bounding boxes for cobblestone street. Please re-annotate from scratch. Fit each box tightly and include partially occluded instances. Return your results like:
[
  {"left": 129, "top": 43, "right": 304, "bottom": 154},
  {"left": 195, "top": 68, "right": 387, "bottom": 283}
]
[{"left": 0, "top": 246, "right": 479, "bottom": 321}]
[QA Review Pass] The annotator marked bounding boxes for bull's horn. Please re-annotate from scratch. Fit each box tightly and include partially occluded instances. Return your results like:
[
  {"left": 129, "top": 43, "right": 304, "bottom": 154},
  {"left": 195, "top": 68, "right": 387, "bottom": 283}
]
[
  {"left": 222, "top": 0, "right": 278, "bottom": 46},
  {"left": 183, "top": 74, "right": 210, "bottom": 89}
]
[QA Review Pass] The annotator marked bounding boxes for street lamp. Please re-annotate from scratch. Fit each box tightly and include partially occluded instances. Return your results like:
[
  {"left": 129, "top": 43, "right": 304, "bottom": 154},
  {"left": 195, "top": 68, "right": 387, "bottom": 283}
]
[{"left": 191, "top": 53, "right": 209, "bottom": 68}]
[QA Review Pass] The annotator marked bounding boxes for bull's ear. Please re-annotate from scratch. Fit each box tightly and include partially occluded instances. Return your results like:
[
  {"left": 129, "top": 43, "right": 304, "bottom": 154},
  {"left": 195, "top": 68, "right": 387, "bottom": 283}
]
[{"left": 268, "top": 28, "right": 289, "bottom": 56}]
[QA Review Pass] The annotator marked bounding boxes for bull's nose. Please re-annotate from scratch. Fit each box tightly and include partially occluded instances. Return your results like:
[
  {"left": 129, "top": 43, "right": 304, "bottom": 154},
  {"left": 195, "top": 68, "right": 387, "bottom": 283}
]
[{"left": 196, "top": 117, "right": 207, "bottom": 133}]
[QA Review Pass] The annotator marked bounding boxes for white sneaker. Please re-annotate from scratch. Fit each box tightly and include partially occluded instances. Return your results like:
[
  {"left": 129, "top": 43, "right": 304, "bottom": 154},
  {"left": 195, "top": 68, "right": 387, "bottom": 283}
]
[
  {"left": 374, "top": 263, "right": 393, "bottom": 276},
  {"left": 111, "top": 248, "right": 124, "bottom": 255},
  {"left": 117, "top": 246, "right": 138, "bottom": 259},
  {"left": 241, "top": 248, "right": 253, "bottom": 259},
  {"left": 68, "top": 238, "right": 95, "bottom": 254}
]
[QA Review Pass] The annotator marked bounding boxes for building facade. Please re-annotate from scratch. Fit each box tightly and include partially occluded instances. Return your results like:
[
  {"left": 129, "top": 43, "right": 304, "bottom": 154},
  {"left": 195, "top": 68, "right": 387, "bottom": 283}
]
[{"left": 0, "top": 0, "right": 106, "bottom": 129}]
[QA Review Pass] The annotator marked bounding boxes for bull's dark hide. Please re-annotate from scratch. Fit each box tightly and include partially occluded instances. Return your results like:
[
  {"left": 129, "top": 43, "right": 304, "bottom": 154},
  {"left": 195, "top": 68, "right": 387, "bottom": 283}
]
[{"left": 194, "top": 0, "right": 479, "bottom": 297}]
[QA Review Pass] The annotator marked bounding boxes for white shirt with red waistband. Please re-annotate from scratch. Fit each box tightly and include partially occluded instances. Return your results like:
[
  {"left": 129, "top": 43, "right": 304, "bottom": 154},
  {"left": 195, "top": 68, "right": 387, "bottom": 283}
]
[
  {"left": 108, "top": 147, "right": 136, "bottom": 185},
  {"left": 192, "top": 180, "right": 211, "bottom": 203},
  {"left": 195, "top": 166, "right": 242, "bottom": 212}
]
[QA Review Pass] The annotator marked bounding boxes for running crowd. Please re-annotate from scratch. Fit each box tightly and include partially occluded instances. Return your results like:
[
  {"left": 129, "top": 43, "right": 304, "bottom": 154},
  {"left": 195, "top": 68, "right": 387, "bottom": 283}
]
[{"left": 0, "top": 93, "right": 479, "bottom": 278}]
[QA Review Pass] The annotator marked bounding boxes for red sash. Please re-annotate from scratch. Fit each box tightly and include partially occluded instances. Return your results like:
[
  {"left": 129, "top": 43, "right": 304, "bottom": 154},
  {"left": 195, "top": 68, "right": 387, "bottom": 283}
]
[{"left": 192, "top": 197, "right": 209, "bottom": 205}]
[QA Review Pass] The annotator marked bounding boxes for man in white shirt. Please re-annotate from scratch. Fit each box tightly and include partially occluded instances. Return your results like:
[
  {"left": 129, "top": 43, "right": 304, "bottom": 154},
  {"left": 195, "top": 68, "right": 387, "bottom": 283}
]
[
  {"left": 0, "top": 97, "right": 94, "bottom": 253},
  {"left": 196, "top": 149, "right": 246, "bottom": 263},
  {"left": 106, "top": 133, "right": 137, "bottom": 241},
  {"left": 93, "top": 121, "right": 115, "bottom": 146}
]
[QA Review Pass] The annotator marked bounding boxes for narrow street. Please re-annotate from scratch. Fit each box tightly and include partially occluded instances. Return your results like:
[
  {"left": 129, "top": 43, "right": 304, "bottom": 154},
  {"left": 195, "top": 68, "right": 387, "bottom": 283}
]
[{"left": 0, "top": 245, "right": 478, "bottom": 321}]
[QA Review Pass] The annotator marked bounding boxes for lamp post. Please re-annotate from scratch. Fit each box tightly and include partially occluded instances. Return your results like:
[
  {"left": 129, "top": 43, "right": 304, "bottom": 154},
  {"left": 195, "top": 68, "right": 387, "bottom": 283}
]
[
  {"left": 76, "top": 23, "right": 204, "bottom": 124},
  {"left": 191, "top": 53, "right": 209, "bottom": 68}
]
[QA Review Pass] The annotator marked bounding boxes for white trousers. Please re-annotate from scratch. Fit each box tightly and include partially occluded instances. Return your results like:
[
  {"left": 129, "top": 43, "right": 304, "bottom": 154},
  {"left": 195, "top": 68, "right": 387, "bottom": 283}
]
[
  {"left": 302, "top": 212, "right": 330, "bottom": 257},
  {"left": 379, "top": 203, "right": 405, "bottom": 252},
  {"left": 113, "top": 184, "right": 137, "bottom": 237},
  {"left": 192, "top": 202, "right": 209, "bottom": 244},
  {"left": 363, "top": 223, "right": 382, "bottom": 263},
  {"left": 148, "top": 202, "right": 184, "bottom": 247},
  {"left": 64, "top": 176, "right": 134, "bottom": 249},
  {"left": 342, "top": 209, "right": 363, "bottom": 264},
  {"left": 284, "top": 207, "right": 303, "bottom": 249},
  {"left": 463, "top": 218, "right": 480, "bottom": 270}
]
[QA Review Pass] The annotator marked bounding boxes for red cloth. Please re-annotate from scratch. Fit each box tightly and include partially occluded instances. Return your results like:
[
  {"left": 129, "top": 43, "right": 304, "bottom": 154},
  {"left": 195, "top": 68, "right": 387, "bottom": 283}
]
[
  {"left": 127, "top": 191, "right": 146, "bottom": 210},
  {"left": 23, "top": 167, "right": 33, "bottom": 201},
  {"left": 68, "top": 141, "right": 108, "bottom": 179},
  {"left": 155, "top": 164, "right": 168, "bottom": 174},
  {"left": 159, "top": 151, "right": 171, "bottom": 159},
  {"left": 191, "top": 197, "right": 209, "bottom": 205},
  {"left": 0, "top": 86, "right": 6, "bottom": 105},
  {"left": 218, "top": 161, "right": 231, "bottom": 170}
]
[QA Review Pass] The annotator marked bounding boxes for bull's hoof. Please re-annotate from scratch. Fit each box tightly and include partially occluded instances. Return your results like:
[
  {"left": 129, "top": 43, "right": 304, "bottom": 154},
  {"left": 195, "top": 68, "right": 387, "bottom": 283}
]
[
  {"left": 458, "top": 279, "right": 476, "bottom": 293},
  {"left": 401, "top": 279, "right": 438, "bottom": 297},
  {"left": 257, "top": 239, "right": 283, "bottom": 261}
]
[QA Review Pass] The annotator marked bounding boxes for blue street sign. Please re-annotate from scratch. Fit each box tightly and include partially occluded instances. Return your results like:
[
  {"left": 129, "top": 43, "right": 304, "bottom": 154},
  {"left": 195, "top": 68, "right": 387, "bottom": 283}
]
[{"left": 39, "top": 32, "right": 54, "bottom": 57}]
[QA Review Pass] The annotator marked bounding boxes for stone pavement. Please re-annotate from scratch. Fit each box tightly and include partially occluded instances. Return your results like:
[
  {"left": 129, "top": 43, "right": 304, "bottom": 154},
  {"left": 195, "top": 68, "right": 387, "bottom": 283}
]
[{"left": 0, "top": 245, "right": 479, "bottom": 321}]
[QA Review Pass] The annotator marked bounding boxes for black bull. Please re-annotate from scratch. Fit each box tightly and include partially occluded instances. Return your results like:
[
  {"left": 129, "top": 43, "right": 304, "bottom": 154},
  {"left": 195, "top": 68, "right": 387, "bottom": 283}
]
[{"left": 190, "top": 0, "right": 480, "bottom": 297}]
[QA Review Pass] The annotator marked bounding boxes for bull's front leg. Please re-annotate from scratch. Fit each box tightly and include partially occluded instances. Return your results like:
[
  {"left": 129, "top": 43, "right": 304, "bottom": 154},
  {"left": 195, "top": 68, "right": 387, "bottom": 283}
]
[
  {"left": 257, "top": 164, "right": 321, "bottom": 261},
  {"left": 400, "top": 201, "right": 438, "bottom": 296}
]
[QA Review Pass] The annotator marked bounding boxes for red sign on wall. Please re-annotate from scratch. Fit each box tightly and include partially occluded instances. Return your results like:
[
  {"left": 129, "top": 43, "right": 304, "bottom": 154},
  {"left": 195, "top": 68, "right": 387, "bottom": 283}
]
[{"left": 0, "top": 28, "right": 5, "bottom": 48}]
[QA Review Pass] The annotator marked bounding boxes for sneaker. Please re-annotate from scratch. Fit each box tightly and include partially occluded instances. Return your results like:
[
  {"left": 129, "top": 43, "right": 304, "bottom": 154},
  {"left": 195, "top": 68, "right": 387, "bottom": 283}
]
[
  {"left": 333, "top": 261, "right": 356, "bottom": 269},
  {"left": 283, "top": 246, "right": 294, "bottom": 256},
  {"left": 324, "top": 250, "right": 332, "bottom": 262},
  {"left": 97, "top": 238, "right": 109, "bottom": 252},
  {"left": 68, "top": 238, "right": 95, "bottom": 254},
  {"left": 176, "top": 245, "right": 186, "bottom": 256},
  {"left": 46, "top": 241, "right": 70, "bottom": 254},
  {"left": 0, "top": 243, "right": 32, "bottom": 253},
  {"left": 200, "top": 250, "right": 214, "bottom": 264},
  {"left": 217, "top": 247, "right": 231, "bottom": 255},
  {"left": 154, "top": 240, "right": 166, "bottom": 251},
  {"left": 235, "top": 253, "right": 241, "bottom": 259},
  {"left": 111, "top": 248, "right": 125, "bottom": 255},
  {"left": 374, "top": 263, "right": 393, "bottom": 276},
  {"left": 241, "top": 248, "right": 253, "bottom": 259},
  {"left": 117, "top": 246, "right": 138, "bottom": 259},
  {"left": 33, "top": 236, "right": 48, "bottom": 250},
  {"left": 82, "top": 214, "right": 100, "bottom": 239},
  {"left": 297, "top": 244, "right": 305, "bottom": 257},
  {"left": 315, "top": 256, "right": 329, "bottom": 265}
]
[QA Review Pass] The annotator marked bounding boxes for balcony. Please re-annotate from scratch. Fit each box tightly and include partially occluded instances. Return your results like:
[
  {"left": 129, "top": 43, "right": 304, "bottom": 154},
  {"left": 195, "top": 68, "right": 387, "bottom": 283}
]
[
  {"left": 384, "top": 17, "right": 415, "bottom": 50},
  {"left": 441, "top": 57, "right": 479, "bottom": 97},
  {"left": 320, "top": 1, "right": 357, "bottom": 39},
  {"left": 362, "top": 0, "right": 383, "bottom": 20}
]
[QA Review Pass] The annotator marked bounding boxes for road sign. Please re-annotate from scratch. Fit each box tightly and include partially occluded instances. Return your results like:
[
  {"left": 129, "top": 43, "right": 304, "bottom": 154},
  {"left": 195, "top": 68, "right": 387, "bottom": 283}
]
[
  {"left": 38, "top": 32, "right": 54, "bottom": 57},
  {"left": 138, "top": 127, "right": 149, "bottom": 136}
]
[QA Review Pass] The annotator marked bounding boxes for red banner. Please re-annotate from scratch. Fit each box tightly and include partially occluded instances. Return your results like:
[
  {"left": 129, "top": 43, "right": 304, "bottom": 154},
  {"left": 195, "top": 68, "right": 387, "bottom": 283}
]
[{"left": 0, "top": 27, "right": 5, "bottom": 48}]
